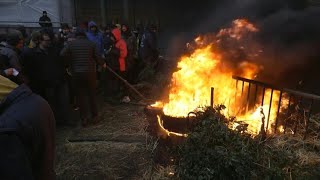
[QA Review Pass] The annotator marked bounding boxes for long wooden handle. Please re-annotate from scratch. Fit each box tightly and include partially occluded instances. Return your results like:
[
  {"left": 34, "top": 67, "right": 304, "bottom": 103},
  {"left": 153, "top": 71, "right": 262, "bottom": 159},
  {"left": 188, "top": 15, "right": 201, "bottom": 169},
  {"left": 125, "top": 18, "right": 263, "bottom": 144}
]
[{"left": 104, "top": 66, "right": 148, "bottom": 101}]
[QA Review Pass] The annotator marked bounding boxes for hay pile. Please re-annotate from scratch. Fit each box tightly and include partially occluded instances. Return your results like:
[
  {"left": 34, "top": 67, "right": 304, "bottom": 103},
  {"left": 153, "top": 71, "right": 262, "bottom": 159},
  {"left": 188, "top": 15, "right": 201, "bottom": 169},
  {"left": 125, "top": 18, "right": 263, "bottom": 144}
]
[{"left": 55, "top": 103, "right": 157, "bottom": 179}]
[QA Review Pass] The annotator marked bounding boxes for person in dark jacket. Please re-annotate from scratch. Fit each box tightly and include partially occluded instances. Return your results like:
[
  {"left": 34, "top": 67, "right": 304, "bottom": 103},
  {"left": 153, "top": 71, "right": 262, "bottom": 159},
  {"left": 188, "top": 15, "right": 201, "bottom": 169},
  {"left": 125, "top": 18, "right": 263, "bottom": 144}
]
[
  {"left": 21, "top": 31, "right": 69, "bottom": 125},
  {"left": 0, "top": 30, "right": 24, "bottom": 84},
  {"left": 0, "top": 75, "right": 55, "bottom": 180},
  {"left": 60, "top": 28, "right": 106, "bottom": 127},
  {"left": 138, "top": 24, "right": 159, "bottom": 82},
  {"left": 39, "top": 11, "right": 52, "bottom": 28},
  {"left": 103, "top": 25, "right": 114, "bottom": 53},
  {"left": 0, "top": 33, "right": 6, "bottom": 47},
  {"left": 121, "top": 24, "right": 137, "bottom": 83},
  {"left": 104, "top": 31, "right": 120, "bottom": 102},
  {"left": 139, "top": 24, "right": 158, "bottom": 63}
]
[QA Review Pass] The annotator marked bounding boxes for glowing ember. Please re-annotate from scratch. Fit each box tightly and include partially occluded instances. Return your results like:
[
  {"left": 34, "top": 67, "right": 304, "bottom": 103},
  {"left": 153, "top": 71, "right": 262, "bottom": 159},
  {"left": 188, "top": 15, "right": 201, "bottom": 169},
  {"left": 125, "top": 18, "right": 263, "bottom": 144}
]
[
  {"left": 157, "top": 115, "right": 188, "bottom": 137},
  {"left": 153, "top": 19, "right": 286, "bottom": 136},
  {"left": 279, "top": 125, "right": 285, "bottom": 133}
]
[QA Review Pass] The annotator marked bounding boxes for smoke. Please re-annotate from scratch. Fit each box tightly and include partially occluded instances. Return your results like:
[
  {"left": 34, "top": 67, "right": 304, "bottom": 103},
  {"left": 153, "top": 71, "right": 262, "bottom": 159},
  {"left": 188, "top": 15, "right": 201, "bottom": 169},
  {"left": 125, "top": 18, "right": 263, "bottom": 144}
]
[
  {"left": 257, "top": 6, "right": 320, "bottom": 90},
  {"left": 166, "top": 0, "right": 320, "bottom": 93}
]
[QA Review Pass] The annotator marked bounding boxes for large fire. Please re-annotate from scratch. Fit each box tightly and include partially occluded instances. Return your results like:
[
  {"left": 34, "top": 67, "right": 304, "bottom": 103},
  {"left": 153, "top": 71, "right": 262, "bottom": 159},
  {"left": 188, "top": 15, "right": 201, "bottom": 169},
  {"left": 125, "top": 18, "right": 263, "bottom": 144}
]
[{"left": 153, "top": 19, "right": 286, "bottom": 136}]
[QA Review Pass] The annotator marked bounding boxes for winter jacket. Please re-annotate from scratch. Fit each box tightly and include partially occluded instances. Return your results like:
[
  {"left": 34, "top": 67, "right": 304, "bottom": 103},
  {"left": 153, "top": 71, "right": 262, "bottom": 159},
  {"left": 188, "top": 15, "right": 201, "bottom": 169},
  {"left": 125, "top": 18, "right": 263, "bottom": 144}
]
[
  {"left": 0, "top": 45, "right": 24, "bottom": 84},
  {"left": 86, "top": 21, "right": 104, "bottom": 56},
  {"left": 103, "top": 32, "right": 113, "bottom": 51},
  {"left": 112, "top": 28, "right": 127, "bottom": 72},
  {"left": 139, "top": 29, "right": 158, "bottom": 61},
  {"left": 60, "top": 36, "right": 104, "bottom": 74},
  {"left": 39, "top": 15, "right": 52, "bottom": 27},
  {"left": 0, "top": 129, "right": 33, "bottom": 179},
  {"left": 0, "top": 44, "right": 22, "bottom": 71},
  {"left": 21, "top": 46, "right": 66, "bottom": 94},
  {"left": 105, "top": 41, "right": 120, "bottom": 70},
  {"left": 0, "top": 84, "right": 55, "bottom": 180},
  {"left": 122, "top": 30, "right": 137, "bottom": 69}
]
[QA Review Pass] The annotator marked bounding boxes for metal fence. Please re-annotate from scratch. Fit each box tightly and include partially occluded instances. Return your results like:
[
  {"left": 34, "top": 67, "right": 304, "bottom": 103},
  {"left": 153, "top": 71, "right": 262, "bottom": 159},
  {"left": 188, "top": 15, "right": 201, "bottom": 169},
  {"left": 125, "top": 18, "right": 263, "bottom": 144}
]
[{"left": 211, "top": 75, "right": 320, "bottom": 139}]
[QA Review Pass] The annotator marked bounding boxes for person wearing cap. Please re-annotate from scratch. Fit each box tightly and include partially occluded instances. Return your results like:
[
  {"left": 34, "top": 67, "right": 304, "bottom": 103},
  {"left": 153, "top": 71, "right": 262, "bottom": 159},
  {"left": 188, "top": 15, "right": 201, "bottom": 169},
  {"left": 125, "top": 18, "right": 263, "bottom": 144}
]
[
  {"left": 39, "top": 11, "right": 52, "bottom": 28},
  {"left": 115, "top": 23, "right": 121, "bottom": 30}
]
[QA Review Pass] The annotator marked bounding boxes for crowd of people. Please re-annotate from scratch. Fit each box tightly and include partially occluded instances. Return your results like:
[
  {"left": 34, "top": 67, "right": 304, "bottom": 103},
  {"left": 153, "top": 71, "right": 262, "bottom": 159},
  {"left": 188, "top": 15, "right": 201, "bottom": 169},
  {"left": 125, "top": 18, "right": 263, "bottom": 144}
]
[{"left": 0, "top": 15, "right": 159, "bottom": 179}]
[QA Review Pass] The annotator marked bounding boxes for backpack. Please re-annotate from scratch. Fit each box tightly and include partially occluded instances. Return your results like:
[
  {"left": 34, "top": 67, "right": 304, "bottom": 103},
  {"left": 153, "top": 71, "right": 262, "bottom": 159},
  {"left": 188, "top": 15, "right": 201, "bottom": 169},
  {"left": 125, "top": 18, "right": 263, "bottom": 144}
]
[{"left": 0, "top": 129, "right": 34, "bottom": 179}]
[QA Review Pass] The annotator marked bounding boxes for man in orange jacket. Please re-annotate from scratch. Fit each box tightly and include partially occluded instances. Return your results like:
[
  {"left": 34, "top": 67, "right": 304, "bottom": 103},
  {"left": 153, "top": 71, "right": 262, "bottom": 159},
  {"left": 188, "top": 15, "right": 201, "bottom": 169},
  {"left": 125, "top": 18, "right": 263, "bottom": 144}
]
[{"left": 110, "top": 28, "right": 130, "bottom": 103}]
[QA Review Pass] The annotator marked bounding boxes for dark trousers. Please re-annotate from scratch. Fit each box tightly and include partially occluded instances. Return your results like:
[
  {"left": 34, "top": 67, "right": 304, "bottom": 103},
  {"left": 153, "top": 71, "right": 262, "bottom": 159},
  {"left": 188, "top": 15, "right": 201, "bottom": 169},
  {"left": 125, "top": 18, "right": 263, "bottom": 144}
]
[
  {"left": 104, "top": 69, "right": 127, "bottom": 99},
  {"left": 30, "top": 81, "right": 69, "bottom": 124},
  {"left": 45, "top": 81, "right": 69, "bottom": 124},
  {"left": 73, "top": 72, "right": 97, "bottom": 119},
  {"left": 66, "top": 73, "right": 75, "bottom": 106}
]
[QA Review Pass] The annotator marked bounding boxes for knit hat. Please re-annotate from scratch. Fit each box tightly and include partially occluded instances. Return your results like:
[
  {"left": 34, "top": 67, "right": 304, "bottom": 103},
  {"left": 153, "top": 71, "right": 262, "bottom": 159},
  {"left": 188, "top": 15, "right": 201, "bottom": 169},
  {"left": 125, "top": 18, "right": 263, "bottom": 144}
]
[{"left": 115, "top": 24, "right": 121, "bottom": 29}]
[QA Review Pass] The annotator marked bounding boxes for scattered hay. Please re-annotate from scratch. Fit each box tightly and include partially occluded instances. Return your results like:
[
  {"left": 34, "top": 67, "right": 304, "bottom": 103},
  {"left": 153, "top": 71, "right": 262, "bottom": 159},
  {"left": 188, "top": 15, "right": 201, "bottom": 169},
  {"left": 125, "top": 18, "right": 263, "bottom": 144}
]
[
  {"left": 55, "top": 141, "right": 148, "bottom": 179},
  {"left": 55, "top": 102, "right": 155, "bottom": 179},
  {"left": 269, "top": 133, "right": 320, "bottom": 168}
]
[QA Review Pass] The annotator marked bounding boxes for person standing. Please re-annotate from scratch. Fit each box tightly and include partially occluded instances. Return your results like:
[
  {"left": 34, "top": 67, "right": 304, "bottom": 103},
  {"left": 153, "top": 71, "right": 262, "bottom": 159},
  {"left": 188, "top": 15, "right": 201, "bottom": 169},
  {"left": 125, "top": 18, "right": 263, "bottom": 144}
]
[
  {"left": 111, "top": 28, "right": 129, "bottom": 102},
  {"left": 121, "top": 24, "right": 137, "bottom": 83},
  {"left": 86, "top": 21, "right": 104, "bottom": 56},
  {"left": 0, "top": 30, "right": 24, "bottom": 84},
  {"left": 138, "top": 24, "right": 159, "bottom": 82},
  {"left": 21, "top": 32, "right": 69, "bottom": 126},
  {"left": 39, "top": 11, "right": 52, "bottom": 28},
  {"left": 60, "top": 28, "right": 106, "bottom": 127}
]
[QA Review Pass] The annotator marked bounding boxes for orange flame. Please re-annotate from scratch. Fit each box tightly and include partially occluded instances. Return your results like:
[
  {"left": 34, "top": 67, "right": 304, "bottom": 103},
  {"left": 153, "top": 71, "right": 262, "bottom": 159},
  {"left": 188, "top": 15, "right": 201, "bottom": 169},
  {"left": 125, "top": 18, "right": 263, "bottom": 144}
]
[{"left": 153, "top": 19, "right": 285, "bottom": 136}]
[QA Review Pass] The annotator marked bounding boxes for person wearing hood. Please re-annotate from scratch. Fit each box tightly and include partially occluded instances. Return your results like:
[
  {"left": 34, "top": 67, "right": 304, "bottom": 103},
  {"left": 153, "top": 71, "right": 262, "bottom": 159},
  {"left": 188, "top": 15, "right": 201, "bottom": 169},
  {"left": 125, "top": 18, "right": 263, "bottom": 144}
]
[
  {"left": 104, "top": 28, "right": 128, "bottom": 103},
  {"left": 112, "top": 28, "right": 129, "bottom": 102},
  {"left": 86, "top": 21, "right": 104, "bottom": 56},
  {"left": 111, "top": 28, "right": 127, "bottom": 74}
]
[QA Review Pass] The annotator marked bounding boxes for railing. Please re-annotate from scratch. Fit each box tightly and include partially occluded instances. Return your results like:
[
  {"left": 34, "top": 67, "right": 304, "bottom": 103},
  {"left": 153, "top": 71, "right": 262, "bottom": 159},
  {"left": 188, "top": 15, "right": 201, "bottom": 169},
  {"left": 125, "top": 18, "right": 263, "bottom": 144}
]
[{"left": 211, "top": 75, "right": 320, "bottom": 139}]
